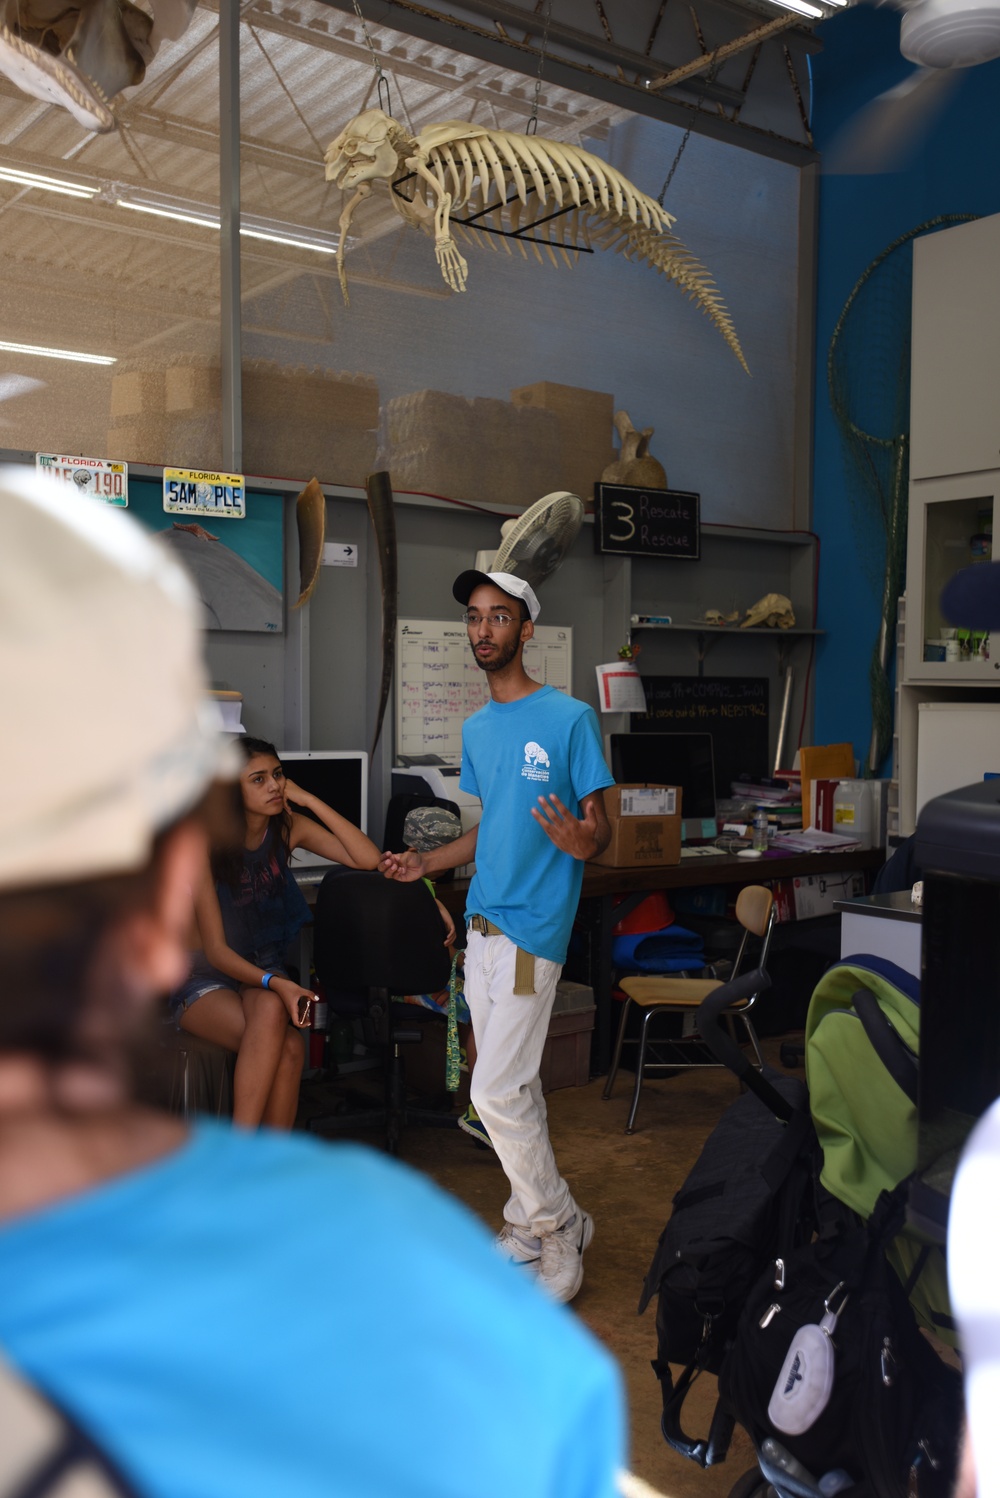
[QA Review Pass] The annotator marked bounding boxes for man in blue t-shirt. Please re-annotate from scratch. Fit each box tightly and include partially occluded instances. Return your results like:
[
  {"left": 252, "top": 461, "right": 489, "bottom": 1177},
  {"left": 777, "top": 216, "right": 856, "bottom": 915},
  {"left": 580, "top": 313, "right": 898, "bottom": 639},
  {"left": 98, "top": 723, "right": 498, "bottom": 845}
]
[{"left": 381, "top": 570, "right": 614, "bottom": 1302}]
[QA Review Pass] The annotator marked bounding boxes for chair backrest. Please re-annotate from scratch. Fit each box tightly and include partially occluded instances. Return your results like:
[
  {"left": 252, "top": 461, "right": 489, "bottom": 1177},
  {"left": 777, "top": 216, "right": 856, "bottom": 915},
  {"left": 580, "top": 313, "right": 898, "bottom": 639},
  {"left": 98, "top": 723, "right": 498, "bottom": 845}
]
[
  {"left": 735, "top": 884, "right": 773, "bottom": 939},
  {"left": 382, "top": 793, "right": 461, "bottom": 884},
  {"left": 731, "top": 884, "right": 776, "bottom": 978},
  {"left": 313, "top": 869, "right": 452, "bottom": 996}
]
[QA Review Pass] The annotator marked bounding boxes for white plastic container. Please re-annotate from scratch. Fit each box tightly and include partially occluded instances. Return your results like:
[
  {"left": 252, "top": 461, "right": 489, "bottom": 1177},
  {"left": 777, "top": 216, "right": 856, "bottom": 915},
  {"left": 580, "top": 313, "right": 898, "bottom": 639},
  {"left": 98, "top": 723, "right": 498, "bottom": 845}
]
[{"left": 832, "top": 779, "right": 873, "bottom": 849}]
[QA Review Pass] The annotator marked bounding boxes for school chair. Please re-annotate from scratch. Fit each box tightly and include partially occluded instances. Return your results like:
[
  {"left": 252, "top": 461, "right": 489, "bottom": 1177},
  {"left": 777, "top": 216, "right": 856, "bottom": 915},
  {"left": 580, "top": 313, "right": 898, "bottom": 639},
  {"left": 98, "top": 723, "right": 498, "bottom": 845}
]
[{"left": 602, "top": 884, "right": 775, "bottom": 1134}]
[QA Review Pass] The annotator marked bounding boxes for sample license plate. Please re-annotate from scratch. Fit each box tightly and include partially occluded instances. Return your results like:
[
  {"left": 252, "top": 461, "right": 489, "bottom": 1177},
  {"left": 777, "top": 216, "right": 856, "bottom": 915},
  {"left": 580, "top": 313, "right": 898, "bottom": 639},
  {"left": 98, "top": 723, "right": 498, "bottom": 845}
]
[{"left": 163, "top": 468, "right": 245, "bottom": 519}]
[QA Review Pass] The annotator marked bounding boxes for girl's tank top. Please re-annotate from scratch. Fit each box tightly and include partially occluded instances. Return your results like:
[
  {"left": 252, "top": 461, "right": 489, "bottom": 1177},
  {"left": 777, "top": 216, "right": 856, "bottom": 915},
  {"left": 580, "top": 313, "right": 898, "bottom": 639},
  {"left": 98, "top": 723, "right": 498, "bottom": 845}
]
[{"left": 215, "top": 825, "right": 310, "bottom": 959}]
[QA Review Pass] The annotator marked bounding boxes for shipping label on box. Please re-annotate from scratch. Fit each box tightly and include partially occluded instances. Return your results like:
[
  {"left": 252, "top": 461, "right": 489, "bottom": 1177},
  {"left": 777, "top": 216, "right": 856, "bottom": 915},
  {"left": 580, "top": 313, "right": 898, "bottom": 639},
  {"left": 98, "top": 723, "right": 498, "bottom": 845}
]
[
  {"left": 590, "top": 783, "right": 682, "bottom": 867},
  {"left": 619, "top": 787, "right": 677, "bottom": 817}
]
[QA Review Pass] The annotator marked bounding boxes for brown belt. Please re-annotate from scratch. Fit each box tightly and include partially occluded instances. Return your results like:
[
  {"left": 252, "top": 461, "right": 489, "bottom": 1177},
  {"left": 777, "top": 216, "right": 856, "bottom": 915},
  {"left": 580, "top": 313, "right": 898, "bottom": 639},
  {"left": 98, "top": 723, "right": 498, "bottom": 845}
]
[{"left": 467, "top": 915, "right": 536, "bottom": 995}]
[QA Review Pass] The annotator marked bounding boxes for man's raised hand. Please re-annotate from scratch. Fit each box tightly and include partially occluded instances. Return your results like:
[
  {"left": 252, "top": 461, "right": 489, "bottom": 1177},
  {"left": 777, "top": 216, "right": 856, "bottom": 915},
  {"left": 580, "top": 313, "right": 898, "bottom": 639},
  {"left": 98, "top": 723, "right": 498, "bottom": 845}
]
[{"left": 530, "top": 794, "right": 602, "bottom": 860}]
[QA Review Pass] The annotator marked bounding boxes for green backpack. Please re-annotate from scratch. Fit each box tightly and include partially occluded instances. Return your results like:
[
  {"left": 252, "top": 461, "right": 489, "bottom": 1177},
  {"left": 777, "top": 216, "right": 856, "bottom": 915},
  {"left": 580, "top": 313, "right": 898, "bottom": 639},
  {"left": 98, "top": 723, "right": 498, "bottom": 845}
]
[{"left": 805, "top": 955, "right": 957, "bottom": 1348}]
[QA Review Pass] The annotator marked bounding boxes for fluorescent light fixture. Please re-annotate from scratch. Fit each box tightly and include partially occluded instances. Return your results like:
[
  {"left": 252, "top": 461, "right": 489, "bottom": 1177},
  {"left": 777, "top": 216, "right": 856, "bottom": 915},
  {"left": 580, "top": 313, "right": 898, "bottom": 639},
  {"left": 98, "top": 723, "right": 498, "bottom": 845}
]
[
  {"left": 763, "top": 0, "right": 824, "bottom": 14},
  {"left": 240, "top": 224, "right": 337, "bottom": 254},
  {"left": 118, "top": 198, "right": 220, "bottom": 231},
  {"left": 116, "top": 195, "right": 337, "bottom": 253},
  {"left": 0, "top": 165, "right": 99, "bottom": 199},
  {"left": 0, "top": 339, "right": 115, "bottom": 365}
]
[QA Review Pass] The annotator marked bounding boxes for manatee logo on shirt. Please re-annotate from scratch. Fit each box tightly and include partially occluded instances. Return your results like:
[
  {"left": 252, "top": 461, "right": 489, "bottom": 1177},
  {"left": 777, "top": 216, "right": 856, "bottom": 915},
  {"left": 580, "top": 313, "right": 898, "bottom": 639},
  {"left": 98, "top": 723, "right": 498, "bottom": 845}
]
[{"left": 522, "top": 741, "right": 551, "bottom": 783}]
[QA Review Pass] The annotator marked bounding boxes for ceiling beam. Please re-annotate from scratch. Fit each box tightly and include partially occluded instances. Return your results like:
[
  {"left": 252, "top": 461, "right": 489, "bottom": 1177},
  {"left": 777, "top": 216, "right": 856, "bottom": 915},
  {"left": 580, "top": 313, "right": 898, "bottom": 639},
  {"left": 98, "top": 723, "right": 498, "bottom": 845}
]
[
  {"left": 315, "top": 0, "right": 818, "bottom": 164},
  {"left": 647, "top": 12, "right": 802, "bottom": 90}
]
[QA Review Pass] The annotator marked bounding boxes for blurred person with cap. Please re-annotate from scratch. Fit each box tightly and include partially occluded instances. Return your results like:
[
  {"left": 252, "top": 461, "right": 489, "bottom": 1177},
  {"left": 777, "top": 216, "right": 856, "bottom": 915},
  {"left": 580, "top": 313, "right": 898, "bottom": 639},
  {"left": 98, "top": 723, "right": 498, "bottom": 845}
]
[
  {"left": 0, "top": 479, "right": 625, "bottom": 1497},
  {"left": 381, "top": 570, "right": 613, "bottom": 1303}
]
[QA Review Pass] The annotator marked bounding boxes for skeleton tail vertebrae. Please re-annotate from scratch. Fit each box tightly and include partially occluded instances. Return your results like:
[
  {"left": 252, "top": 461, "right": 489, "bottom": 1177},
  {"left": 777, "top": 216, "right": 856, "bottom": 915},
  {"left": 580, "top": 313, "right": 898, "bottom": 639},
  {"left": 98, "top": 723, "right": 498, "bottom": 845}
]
[
  {"left": 423, "top": 131, "right": 748, "bottom": 374},
  {"left": 594, "top": 218, "right": 749, "bottom": 375}
]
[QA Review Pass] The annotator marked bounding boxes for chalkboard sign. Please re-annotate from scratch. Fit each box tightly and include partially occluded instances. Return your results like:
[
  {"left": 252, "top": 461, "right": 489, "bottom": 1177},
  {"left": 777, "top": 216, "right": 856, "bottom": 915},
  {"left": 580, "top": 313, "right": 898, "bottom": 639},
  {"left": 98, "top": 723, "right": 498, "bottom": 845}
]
[
  {"left": 593, "top": 483, "right": 700, "bottom": 560},
  {"left": 632, "top": 677, "right": 769, "bottom": 796}
]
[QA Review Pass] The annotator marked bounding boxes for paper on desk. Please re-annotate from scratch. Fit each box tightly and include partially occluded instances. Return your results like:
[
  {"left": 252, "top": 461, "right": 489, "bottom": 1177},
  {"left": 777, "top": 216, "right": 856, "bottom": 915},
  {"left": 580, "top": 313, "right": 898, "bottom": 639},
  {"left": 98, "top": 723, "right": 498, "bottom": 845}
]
[
  {"left": 596, "top": 661, "right": 647, "bottom": 713},
  {"left": 768, "top": 827, "right": 861, "bottom": 853}
]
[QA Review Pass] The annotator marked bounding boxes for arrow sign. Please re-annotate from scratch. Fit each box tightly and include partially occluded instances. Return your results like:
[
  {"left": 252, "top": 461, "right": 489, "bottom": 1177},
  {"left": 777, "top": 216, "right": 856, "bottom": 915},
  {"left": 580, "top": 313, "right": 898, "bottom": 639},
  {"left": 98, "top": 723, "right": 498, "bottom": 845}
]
[{"left": 322, "top": 542, "right": 359, "bottom": 568}]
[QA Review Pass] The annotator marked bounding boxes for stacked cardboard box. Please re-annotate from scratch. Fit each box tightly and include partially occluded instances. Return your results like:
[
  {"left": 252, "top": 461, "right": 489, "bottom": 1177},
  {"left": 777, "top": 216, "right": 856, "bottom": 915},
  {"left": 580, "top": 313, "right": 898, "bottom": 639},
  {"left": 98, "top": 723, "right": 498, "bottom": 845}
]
[
  {"left": 510, "top": 380, "right": 616, "bottom": 505},
  {"left": 107, "top": 357, "right": 379, "bottom": 484},
  {"left": 380, "top": 388, "right": 564, "bottom": 508}
]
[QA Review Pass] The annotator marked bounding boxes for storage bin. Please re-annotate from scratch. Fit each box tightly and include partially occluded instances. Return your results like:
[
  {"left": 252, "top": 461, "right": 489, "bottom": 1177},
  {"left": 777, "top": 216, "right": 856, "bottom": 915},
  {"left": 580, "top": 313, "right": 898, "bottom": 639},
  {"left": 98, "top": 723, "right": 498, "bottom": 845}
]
[{"left": 540, "top": 1005, "right": 596, "bottom": 1092}]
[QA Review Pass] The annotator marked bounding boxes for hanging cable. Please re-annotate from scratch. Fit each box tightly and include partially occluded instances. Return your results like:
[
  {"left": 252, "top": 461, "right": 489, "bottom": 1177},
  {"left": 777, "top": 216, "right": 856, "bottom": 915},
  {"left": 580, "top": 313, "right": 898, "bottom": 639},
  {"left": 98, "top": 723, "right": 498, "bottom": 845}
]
[
  {"left": 351, "top": 0, "right": 392, "bottom": 116},
  {"left": 656, "top": 64, "right": 719, "bottom": 207},
  {"left": 526, "top": 0, "right": 553, "bottom": 135}
]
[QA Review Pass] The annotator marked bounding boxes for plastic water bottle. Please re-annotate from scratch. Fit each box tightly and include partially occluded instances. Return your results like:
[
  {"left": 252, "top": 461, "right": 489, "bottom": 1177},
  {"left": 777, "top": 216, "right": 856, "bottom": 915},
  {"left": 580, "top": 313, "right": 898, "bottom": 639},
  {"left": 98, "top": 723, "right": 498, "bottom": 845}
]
[{"left": 752, "top": 806, "right": 769, "bottom": 852}]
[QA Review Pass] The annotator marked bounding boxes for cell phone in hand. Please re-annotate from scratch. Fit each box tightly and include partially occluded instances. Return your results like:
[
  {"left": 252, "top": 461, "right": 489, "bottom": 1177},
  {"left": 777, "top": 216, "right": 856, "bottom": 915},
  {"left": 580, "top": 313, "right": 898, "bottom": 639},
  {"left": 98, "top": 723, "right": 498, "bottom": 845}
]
[{"left": 297, "top": 994, "right": 312, "bottom": 1027}]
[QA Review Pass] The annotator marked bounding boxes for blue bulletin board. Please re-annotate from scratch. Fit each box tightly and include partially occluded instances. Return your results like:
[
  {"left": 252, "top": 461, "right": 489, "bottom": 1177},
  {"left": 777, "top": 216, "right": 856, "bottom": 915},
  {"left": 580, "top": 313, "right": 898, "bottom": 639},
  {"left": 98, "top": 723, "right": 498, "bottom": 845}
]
[{"left": 127, "top": 478, "right": 284, "bottom": 633}]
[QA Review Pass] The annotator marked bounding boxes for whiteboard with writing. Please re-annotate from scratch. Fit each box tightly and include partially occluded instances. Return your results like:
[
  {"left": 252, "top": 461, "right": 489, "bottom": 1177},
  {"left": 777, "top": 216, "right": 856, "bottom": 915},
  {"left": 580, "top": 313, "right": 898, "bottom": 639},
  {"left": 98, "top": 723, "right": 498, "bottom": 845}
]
[{"left": 396, "top": 618, "right": 573, "bottom": 764}]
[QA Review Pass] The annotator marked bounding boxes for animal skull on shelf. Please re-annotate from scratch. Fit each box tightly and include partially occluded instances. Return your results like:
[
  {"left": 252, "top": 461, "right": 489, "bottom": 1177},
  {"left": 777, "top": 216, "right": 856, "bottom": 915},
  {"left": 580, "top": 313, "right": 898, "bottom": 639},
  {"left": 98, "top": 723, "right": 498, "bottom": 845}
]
[
  {"left": 741, "top": 593, "right": 796, "bottom": 629},
  {"left": 324, "top": 109, "right": 748, "bottom": 373}
]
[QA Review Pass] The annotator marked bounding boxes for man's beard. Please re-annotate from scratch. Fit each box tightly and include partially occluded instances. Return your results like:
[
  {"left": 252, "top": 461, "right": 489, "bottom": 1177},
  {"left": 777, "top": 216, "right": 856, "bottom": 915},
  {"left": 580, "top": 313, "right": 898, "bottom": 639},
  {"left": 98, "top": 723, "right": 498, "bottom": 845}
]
[{"left": 469, "top": 636, "right": 520, "bottom": 673}]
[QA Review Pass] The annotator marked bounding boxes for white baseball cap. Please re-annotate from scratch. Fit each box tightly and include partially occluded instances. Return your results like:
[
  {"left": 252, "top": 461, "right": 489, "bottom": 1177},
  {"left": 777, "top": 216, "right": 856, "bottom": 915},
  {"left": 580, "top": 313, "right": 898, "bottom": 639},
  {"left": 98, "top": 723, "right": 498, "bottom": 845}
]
[
  {"left": 452, "top": 569, "right": 540, "bottom": 622},
  {"left": 0, "top": 467, "right": 239, "bottom": 890}
]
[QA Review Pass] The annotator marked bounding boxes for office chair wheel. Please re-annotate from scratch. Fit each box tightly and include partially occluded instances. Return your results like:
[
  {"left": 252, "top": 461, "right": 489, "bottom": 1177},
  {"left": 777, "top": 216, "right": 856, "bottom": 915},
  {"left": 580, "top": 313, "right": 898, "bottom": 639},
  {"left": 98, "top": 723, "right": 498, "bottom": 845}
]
[{"left": 727, "top": 1469, "right": 771, "bottom": 1498}]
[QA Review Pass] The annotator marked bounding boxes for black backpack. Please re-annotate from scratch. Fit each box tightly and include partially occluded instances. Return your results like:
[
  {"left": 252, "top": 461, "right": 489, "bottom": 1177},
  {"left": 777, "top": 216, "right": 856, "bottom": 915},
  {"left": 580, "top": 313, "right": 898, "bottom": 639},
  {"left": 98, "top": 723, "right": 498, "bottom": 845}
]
[
  {"left": 640, "top": 1063, "right": 819, "bottom": 1465},
  {"left": 719, "top": 1184, "right": 963, "bottom": 1498}
]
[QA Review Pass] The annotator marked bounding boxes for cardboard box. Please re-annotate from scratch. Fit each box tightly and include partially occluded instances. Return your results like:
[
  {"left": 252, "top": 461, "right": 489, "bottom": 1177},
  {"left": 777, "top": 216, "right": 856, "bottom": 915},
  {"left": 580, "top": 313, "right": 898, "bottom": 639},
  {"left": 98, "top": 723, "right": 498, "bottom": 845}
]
[
  {"left": 771, "top": 870, "right": 867, "bottom": 922},
  {"left": 590, "top": 783, "right": 682, "bottom": 868}
]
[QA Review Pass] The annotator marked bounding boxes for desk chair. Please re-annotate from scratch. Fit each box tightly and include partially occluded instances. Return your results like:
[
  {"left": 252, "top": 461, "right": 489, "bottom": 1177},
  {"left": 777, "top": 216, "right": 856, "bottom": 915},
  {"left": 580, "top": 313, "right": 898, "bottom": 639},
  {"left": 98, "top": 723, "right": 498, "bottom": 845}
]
[
  {"left": 307, "top": 869, "right": 454, "bottom": 1155},
  {"left": 602, "top": 884, "right": 774, "bottom": 1134}
]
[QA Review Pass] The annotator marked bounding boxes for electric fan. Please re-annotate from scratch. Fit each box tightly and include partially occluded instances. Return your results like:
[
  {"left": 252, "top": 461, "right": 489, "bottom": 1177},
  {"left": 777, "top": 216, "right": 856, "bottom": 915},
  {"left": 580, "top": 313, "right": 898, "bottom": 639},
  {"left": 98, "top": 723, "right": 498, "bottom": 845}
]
[
  {"left": 827, "top": 0, "right": 1000, "bottom": 173},
  {"left": 474, "top": 491, "right": 585, "bottom": 590}
]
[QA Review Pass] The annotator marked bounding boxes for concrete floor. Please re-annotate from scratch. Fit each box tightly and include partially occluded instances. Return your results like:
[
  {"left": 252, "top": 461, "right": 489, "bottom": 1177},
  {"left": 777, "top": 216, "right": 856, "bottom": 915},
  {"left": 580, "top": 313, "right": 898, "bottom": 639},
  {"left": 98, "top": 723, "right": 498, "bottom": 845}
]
[{"left": 298, "top": 1048, "right": 779, "bottom": 1498}]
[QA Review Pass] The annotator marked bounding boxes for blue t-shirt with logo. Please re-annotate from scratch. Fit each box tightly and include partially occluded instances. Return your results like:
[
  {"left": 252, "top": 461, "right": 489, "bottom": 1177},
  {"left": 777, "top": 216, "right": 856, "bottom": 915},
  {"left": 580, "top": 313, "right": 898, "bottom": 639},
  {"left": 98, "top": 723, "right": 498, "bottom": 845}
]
[{"left": 460, "top": 685, "right": 614, "bottom": 963}]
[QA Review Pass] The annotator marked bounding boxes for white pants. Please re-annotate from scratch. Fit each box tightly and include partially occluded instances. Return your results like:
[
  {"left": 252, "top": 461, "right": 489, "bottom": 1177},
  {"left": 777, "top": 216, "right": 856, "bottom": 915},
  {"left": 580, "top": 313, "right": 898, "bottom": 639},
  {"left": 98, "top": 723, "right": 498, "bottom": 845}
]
[{"left": 465, "top": 928, "right": 575, "bottom": 1236}]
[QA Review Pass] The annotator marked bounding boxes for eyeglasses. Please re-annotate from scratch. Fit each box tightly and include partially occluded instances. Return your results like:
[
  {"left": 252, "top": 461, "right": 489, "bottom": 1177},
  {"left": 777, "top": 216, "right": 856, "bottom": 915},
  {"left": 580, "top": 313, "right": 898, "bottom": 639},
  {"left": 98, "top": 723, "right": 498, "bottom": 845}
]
[{"left": 462, "top": 610, "right": 519, "bottom": 628}]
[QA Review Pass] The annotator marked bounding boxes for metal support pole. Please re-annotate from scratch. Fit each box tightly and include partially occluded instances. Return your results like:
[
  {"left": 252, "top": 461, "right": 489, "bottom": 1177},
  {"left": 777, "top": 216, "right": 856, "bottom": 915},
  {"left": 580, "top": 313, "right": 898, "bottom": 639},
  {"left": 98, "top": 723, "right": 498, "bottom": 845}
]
[
  {"left": 773, "top": 664, "right": 794, "bottom": 777},
  {"left": 219, "top": 0, "right": 242, "bottom": 472}
]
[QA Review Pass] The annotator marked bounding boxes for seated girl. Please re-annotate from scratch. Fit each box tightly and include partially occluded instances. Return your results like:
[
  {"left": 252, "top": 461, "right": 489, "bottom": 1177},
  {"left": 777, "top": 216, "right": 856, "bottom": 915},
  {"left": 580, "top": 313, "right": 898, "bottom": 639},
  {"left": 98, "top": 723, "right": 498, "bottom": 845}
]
[{"left": 172, "top": 736, "right": 381, "bottom": 1128}]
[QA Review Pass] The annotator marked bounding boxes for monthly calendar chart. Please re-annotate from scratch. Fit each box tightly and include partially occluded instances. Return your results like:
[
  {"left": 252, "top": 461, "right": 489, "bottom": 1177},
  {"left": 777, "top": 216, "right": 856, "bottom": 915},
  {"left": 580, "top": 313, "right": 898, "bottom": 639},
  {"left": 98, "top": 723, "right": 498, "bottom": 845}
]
[{"left": 396, "top": 619, "right": 573, "bottom": 764}]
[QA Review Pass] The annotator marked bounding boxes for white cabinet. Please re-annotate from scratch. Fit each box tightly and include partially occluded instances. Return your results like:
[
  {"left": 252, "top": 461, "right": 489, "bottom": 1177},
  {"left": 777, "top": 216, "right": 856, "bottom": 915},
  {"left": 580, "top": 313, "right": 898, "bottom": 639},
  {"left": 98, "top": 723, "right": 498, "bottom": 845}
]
[
  {"left": 903, "top": 469, "right": 1000, "bottom": 683},
  {"left": 910, "top": 213, "right": 1000, "bottom": 482},
  {"left": 896, "top": 214, "right": 1000, "bottom": 836}
]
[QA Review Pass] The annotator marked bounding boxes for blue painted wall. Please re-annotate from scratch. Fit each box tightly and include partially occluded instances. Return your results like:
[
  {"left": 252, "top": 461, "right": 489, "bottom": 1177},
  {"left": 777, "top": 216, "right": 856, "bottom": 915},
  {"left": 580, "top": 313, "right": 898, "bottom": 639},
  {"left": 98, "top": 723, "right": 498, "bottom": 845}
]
[{"left": 810, "top": 12, "right": 1000, "bottom": 766}]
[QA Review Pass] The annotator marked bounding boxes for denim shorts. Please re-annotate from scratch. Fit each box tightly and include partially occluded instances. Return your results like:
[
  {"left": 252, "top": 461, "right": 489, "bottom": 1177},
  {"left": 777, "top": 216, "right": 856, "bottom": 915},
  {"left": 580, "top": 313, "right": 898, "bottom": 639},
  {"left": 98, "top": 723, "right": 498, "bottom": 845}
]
[{"left": 168, "top": 945, "right": 290, "bottom": 1026}]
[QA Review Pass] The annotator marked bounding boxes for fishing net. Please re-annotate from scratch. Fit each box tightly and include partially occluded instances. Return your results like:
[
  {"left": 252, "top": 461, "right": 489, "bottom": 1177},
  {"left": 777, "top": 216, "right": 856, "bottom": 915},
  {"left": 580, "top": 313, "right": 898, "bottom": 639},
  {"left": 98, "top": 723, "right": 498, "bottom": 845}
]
[{"left": 827, "top": 214, "right": 979, "bottom": 775}]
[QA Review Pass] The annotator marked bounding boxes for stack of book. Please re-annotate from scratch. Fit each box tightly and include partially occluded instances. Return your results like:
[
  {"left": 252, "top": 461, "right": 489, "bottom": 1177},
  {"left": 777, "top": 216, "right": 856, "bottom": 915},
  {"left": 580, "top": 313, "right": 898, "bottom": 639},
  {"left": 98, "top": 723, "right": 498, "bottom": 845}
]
[{"left": 730, "top": 774, "right": 803, "bottom": 830}]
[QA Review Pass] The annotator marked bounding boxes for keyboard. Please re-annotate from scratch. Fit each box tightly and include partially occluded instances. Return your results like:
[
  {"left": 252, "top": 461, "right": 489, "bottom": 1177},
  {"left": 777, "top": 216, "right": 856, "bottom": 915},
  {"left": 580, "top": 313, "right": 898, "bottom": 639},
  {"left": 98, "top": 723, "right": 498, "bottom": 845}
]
[{"left": 680, "top": 845, "right": 728, "bottom": 859}]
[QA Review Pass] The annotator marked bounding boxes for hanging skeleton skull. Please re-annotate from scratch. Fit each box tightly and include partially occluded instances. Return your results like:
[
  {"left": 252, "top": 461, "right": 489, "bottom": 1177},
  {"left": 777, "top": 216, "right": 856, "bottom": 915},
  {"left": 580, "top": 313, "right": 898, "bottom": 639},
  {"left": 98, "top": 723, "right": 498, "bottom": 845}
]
[{"left": 324, "top": 109, "right": 748, "bottom": 373}]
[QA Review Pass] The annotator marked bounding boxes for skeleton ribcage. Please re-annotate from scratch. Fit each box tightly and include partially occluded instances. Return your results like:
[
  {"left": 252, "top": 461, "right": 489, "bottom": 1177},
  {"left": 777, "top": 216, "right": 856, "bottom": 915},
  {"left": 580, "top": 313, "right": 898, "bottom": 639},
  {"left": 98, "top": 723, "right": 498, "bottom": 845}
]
[{"left": 391, "top": 130, "right": 747, "bottom": 373}]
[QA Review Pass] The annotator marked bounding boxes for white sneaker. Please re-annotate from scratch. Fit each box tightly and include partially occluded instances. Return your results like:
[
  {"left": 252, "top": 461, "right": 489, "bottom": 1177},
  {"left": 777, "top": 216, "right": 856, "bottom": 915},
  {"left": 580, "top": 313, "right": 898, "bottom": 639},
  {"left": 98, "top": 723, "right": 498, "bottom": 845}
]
[
  {"left": 538, "top": 1211, "right": 594, "bottom": 1303},
  {"left": 496, "top": 1221, "right": 542, "bottom": 1271}
]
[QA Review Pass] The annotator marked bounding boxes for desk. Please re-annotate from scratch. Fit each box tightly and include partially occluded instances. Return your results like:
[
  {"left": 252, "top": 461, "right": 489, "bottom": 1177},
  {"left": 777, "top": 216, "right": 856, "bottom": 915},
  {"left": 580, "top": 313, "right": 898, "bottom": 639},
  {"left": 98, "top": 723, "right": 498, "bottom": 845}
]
[
  {"left": 834, "top": 890, "right": 922, "bottom": 977},
  {"left": 438, "top": 848, "right": 886, "bottom": 1074}
]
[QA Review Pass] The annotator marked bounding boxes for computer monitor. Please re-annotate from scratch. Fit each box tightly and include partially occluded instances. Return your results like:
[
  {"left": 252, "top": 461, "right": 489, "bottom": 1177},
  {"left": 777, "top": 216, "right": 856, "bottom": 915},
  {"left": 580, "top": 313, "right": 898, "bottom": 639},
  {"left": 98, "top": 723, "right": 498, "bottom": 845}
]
[
  {"left": 277, "top": 750, "right": 369, "bottom": 868},
  {"left": 608, "top": 732, "right": 718, "bottom": 840}
]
